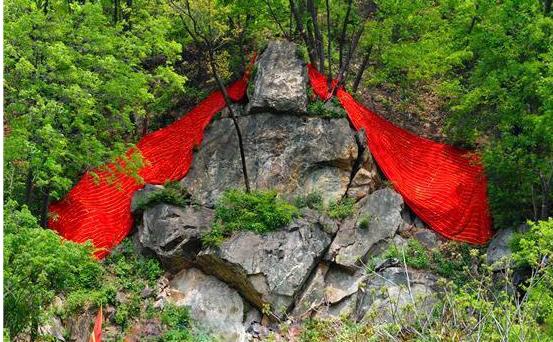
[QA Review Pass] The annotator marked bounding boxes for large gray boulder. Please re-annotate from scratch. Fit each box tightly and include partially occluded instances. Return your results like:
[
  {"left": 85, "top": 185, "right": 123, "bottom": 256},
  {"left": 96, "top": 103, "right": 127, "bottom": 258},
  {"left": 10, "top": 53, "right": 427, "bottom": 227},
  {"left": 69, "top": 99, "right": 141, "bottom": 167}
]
[
  {"left": 166, "top": 268, "right": 247, "bottom": 342},
  {"left": 326, "top": 188, "right": 405, "bottom": 271},
  {"left": 137, "top": 204, "right": 214, "bottom": 271},
  {"left": 248, "top": 40, "right": 307, "bottom": 113},
  {"left": 196, "top": 214, "right": 332, "bottom": 318},
  {"left": 181, "top": 113, "right": 364, "bottom": 207}
]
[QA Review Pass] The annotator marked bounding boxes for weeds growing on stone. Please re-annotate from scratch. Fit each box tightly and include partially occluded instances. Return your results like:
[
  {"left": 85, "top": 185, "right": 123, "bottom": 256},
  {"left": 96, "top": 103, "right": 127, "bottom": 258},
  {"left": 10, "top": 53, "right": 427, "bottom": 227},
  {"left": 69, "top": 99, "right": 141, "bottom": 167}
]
[
  {"left": 135, "top": 181, "right": 192, "bottom": 211},
  {"left": 202, "top": 189, "right": 299, "bottom": 246},
  {"left": 327, "top": 197, "right": 356, "bottom": 220}
]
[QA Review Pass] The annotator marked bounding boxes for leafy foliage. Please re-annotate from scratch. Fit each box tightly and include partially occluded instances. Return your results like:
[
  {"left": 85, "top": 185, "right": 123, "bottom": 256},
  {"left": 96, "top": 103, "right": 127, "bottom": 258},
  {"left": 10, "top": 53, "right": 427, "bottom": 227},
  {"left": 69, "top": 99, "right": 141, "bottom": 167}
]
[
  {"left": 378, "top": 239, "right": 476, "bottom": 285},
  {"left": 293, "top": 192, "right": 323, "bottom": 210},
  {"left": 202, "top": 189, "right": 299, "bottom": 246},
  {"left": 326, "top": 197, "right": 356, "bottom": 220},
  {"left": 512, "top": 218, "right": 553, "bottom": 332},
  {"left": 135, "top": 182, "right": 192, "bottom": 211},
  {"left": 4, "top": 201, "right": 103, "bottom": 338},
  {"left": 4, "top": 0, "right": 186, "bottom": 211},
  {"left": 307, "top": 98, "right": 347, "bottom": 119}
]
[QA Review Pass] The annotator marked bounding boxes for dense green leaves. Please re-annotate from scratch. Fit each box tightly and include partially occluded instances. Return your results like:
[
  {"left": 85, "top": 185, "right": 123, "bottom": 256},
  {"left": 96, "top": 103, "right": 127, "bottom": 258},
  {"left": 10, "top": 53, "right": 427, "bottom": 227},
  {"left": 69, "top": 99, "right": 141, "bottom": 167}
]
[
  {"left": 202, "top": 189, "right": 299, "bottom": 246},
  {"left": 4, "top": 0, "right": 185, "bottom": 210},
  {"left": 345, "top": 0, "right": 553, "bottom": 228},
  {"left": 4, "top": 201, "right": 103, "bottom": 338}
]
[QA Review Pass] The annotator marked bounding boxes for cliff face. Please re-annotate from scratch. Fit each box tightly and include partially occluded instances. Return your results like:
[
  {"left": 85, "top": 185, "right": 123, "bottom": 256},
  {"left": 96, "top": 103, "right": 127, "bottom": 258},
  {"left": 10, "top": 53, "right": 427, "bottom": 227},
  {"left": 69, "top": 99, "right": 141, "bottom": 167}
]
[{"left": 131, "top": 41, "right": 444, "bottom": 341}]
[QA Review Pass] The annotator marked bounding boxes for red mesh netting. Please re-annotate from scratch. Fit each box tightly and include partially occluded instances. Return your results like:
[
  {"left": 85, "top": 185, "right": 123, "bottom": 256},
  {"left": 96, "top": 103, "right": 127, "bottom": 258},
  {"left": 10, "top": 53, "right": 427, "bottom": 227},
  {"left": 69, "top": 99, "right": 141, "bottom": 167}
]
[
  {"left": 49, "top": 74, "right": 250, "bottom": 258},
  {"left": 49, "top": 59, "right": 492, "bottom": 260},
  {"left": 308, "top": 65, "right": 492, "bottom": 244}
]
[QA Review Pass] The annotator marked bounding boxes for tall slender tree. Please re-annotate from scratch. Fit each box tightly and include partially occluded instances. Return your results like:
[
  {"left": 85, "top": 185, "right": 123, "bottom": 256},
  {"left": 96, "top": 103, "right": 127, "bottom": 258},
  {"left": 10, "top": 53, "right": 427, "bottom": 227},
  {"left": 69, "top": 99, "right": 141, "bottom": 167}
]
[{"left": 169, "top": 0, "right": 251, "bottom": 192}]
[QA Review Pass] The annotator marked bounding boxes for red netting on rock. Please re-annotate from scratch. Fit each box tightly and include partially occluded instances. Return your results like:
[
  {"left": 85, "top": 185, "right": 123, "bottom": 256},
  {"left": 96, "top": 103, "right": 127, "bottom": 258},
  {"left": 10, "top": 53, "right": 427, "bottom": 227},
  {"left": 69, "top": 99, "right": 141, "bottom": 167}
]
[
  {"left": 49, "top": 75, "right": 250, "bottom": 258},
  {"left": 308, "top": 65, "right": 492, "bottom": 244}
]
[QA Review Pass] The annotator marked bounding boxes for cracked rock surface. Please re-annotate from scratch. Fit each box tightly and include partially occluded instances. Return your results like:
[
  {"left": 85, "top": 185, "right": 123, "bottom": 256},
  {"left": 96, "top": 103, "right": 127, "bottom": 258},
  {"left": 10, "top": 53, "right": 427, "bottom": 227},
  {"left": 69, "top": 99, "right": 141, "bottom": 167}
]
[
  {"left": 181, "top": 113, "right": 363, "bottom": 207},
  {"left": 326, "top": 188, "right": 405, "bottom": 271},
  {"left": 248, "top": 40, "right": 308, "bottom": 114},
  {"left": 195, "top": 213, "right": 332, "bottom": 317},
  {"left": 138, "top": 203, "right": 214, "bottom": 272}
]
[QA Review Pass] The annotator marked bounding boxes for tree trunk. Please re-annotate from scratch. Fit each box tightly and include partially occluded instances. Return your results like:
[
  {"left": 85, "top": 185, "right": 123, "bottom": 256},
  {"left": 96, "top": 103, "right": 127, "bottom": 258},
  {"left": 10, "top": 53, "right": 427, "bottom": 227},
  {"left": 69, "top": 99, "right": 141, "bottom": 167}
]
[
  {"left": 338, "top": 0, "right": 353, "bottom": 70},
  {"left": 335, "top": 21, "right": 366, "bottom": 90},
  {"left": 307, "top": 0, "right": 325, "bottom": 75},
  {"left": 289, "top": 0, "right": 317, "bottom": 66},
  {"left": 325, "top": 0, "right": 332, "bottom": 90},
  {"left": 352, "top": 46, "right": 372, "bottom": 93},
  {"left": 208, "top": 51, "right": 251, "bottom": 192},
  {"left": 264, "top": 0, "right": 289, "bottom": 39},
  {"left": 124, "top": 0, "right": 133, "bottom": 30},
  {"left": 113, "top": 0, "right": 119, "bottom": 24},
  {"left": 142, "top": 115, "right": 149, "bottom": 136},
  {"left": 40, "top": 188, "right": 50, "bottom": 228},
  {"left": 540, "top": 171, "right": 552, "bottom": 219}
]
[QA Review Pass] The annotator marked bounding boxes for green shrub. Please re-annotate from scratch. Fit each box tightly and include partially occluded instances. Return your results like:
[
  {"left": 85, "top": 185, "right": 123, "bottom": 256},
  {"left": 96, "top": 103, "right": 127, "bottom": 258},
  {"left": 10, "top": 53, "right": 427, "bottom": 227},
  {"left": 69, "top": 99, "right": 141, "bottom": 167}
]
[
  {"left": 293, "top": 192, "right": 323, "bottom": 210},
  {"left": 202, "top": 189, "right": 299, "bottom": 246},
  {"left": 432, "top": 242, "right": 474, "bottom": 284},
  {"left": 307, "top": 98, "right": 347, "bottom": 119},
  {"left": 384, "top": 239, "right": 430, "bottom": 269},
  {"left": 4, "top": 201, "right": 104, "bottom": 338},
  {"left": 159, "top": 304, "right": 213, "bottom": 342},
  {"left": 64, "top": 238, "right": 163, "bottom": 331},
  {"left": 327, "top": 197, "right": 356, "bottom": 220},
  {"left": 358, "top": 215, "right": 371, "bottom": 229},
  {"left": 512, "top": 218, "right": 553, "bottom": 334},
  {"left": 135, "top": 181, "right": 191, "bottom": 211}
]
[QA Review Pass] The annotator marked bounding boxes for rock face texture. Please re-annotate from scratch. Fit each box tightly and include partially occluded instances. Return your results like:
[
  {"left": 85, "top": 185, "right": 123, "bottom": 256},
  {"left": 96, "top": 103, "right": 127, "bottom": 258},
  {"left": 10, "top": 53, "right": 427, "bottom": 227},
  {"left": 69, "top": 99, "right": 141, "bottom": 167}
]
[
  {"left": 125, "top": 39, "right": 446, "bottom": 340},
  {"left": 248, "top": 40, "right": 307, "bottom": 113},
  {"left": 196, "top": 214, "right": 332, "bottom": 317},
  {"left": 166, "top": 268, "right": 247, "bottom": 342},
  {"left": 326, "top": 188, "right": 405, "bottom": 271},
  {"left": 181, "top": 113, "right": 361, "bottom": 206},
  {"left": 138, "top": 204, "right": 214, "bottom": 271}
]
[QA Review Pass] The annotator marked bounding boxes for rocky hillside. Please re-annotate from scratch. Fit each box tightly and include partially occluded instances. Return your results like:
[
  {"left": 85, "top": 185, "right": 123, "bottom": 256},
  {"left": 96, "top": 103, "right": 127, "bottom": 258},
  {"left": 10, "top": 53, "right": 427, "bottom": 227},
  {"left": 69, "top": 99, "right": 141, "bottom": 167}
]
[
  {"left": 123, "top": 41, "right": 452, "bottom": 341},
  {"left": 29, "top": 40, "right": 547, "bottom": 342}
]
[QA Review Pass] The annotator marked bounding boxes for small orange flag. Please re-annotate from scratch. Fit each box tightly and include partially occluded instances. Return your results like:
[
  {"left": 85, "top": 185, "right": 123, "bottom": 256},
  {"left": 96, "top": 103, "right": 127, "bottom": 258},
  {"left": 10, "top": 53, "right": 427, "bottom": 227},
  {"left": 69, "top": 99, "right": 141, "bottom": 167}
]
[{"left": 89, "top": 307, "right": 103, "bottom": 342}]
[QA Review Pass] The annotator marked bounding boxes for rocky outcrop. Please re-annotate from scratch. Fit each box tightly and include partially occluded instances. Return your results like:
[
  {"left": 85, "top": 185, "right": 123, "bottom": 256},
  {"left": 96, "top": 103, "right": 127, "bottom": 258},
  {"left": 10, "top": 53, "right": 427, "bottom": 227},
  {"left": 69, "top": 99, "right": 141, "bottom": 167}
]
[
  {"left": 292, "top": 263, "right": 367, "bottom": 319},
  {"left": 166, "top": 268, "right": 247, "bottom": 342},
  {"left": 181, "top": 113, "right": 362, "bottom": 206},
  {"left": 196, "top": 214, "right": 332, "bottom": 317},
  {"left": 326, "top": 188, "right": 405, "bottom": 271},
  {"left": 138, "top": 204, "right": 214, "bottom": 271},
  {"left": 248, "top": 40, "right": 307, "bottom": 114},
  {"left": 124, "top": 39, "right": 448, "bottom": 337}
]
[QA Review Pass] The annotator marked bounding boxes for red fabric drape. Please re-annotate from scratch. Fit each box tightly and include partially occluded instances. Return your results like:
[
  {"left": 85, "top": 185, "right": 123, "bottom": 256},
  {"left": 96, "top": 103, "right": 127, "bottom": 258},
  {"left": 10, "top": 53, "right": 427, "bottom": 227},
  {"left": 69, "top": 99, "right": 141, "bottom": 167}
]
[
  {"left": 308, "top": 65, "right": 492, "bottom": 244},
  {"left": 89, "top": 307, "right": 103, "bottom": 342},
  {"left": 49, "top": 56, "right": 491, "bottom": 261},
  {"left": 49, "top": 65, "right": 253, "bottom": 258}
]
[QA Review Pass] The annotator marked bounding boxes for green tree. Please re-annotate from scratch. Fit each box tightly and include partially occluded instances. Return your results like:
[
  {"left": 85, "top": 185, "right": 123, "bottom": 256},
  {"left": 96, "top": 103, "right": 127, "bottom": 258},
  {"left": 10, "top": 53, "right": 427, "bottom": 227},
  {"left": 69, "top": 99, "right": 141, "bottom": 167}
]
[
  {"left": 4, "top": 0, "right": 185, "bottom": 223},
  {"left": 4, "top": 201, "right": 103, "bottom": 339}
]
